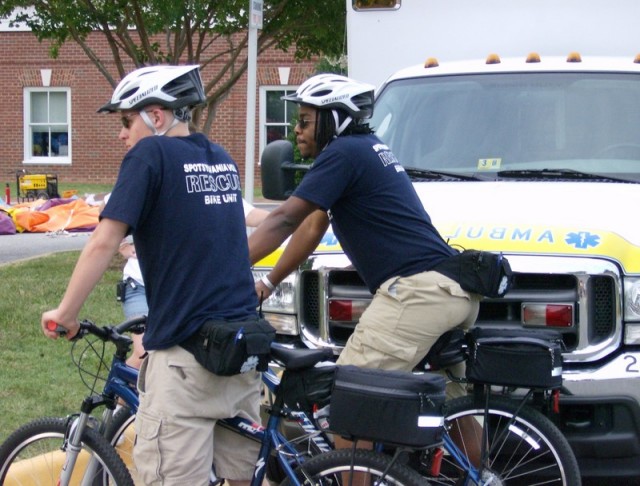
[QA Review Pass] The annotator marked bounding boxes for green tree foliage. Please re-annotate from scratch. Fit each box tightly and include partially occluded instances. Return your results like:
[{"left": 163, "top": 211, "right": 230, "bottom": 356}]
[
  {"left": 315, "top": 55, "right": 347, "bottom": 76},
  {"left": 0, "top": 0, "right": 346, "bottom": 133}
]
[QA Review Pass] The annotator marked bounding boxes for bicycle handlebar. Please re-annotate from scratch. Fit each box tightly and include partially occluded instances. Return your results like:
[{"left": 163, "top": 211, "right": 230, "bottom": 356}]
[
  {"left": 113, "top": 315, "right": 147, "bottom": 335},
  {"left": 46, "top": 316, "right": 147, "bottom": 343}
]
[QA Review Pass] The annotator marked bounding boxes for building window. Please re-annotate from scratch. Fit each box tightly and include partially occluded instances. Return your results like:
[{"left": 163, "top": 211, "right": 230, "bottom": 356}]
[
  {"left": 353, "top": 0, "right": 400, "bottom": 10},
  {"left": 24, "top": 88, "right": 71, "bottom": 164},
  {"left": 259, "top": 87, "right": 297, "bottom": 156}
]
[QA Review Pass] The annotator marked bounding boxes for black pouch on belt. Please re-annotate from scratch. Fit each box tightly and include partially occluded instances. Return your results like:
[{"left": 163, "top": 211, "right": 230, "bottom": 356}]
[
  {"left": 435, "top": 249, "right": 513, "bottom": 298},
  {"left": 180, "top": 318, "right": 276, "bottom": 376}
]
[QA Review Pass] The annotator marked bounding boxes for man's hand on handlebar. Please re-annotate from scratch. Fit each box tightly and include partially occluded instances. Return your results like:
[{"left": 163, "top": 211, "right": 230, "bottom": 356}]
[
  {"left": 41, "top": 310, "right": 80, "bottom": 340},
  {"left": 255, "top": 280, "right": 273, "bottom": 302}
]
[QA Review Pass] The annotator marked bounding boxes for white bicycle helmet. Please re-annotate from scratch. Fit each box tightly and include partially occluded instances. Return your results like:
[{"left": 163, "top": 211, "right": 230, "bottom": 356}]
[
  {"left": 282, "top": 74, "right": 375, "bottom": 119},
  {"left": 98, "top": 65, "right": 206, "bottom": 113}
]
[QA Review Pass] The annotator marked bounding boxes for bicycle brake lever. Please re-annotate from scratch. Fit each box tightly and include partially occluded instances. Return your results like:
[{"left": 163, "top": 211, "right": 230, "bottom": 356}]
[{"left": 46, "top": 321, "right": 85, "bottom": 341}]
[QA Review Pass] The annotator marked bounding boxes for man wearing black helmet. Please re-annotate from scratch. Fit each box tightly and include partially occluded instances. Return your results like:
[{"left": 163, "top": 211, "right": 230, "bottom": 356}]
[
  {"left": 249, "top": 73, "right": 479, "bottom": 391},
  {"left": 41, "top": 65, "right": 263, "bottom": 485}
]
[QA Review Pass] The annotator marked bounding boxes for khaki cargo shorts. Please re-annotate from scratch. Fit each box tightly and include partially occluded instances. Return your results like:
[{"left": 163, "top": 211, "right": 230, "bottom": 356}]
[
  {"left": 337, "top": 270, "right": 479, "bottom": 399},
  {"left": 134, "top": 345, "right": 262, "bottom": 485}
]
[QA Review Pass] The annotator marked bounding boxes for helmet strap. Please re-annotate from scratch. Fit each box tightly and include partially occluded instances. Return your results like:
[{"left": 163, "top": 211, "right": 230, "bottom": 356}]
[
  {"left": 332, "top": 110, "right": 352, "bottom": 136},
  {"left": 140, "top": 109, "right": 181, "bottom": 136}
]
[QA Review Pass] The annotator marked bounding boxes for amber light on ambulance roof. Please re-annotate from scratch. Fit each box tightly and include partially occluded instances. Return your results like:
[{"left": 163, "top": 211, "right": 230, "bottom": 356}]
[
  {"left": 526, "top": 52, "right": 541, "bottom": 63},
  {"left": 566, "top": 52, "right": 582, "bottom": 63},
  {"left": 424, "top": 57, "right": 439, "bottom": 68},
  {"left": 422, "top": 52, "right": 640, "bottom": 72}
]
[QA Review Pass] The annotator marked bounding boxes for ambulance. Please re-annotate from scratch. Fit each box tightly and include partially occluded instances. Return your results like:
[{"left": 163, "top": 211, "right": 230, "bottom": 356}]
[{"left": 256, "top": 0, "right": 640, "bottom": 477}]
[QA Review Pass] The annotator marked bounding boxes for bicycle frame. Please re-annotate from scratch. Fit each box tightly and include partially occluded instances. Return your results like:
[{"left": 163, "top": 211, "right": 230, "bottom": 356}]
[
  {"left": 440, "top": 434, "right": 478, "bottom": 484},
  {"left": 220, "top": 411, "right": 324, "bottom": 486},
  {"left": 104, "top": 360, "right": 139, "bottom": 412}
]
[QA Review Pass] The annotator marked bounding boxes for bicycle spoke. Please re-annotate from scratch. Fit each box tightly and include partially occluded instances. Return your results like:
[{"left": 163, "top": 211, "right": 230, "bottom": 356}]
[{"left": 428, "top": 395, "right": 581, "bottom": 485}]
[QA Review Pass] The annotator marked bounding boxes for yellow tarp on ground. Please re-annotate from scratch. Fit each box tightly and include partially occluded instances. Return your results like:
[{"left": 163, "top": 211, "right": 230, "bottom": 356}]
[
  {"left": 5, "top": 198, "right": 99, "bottom": 233},
  {"left": 4, "top": 428, "right": 137, "bottom": 484}
]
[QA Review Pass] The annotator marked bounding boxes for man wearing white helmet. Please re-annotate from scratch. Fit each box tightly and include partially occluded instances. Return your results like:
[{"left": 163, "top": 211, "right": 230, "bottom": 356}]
[
  {"left": 249, "top": 72, "right": 480, "bottom": 389},
  {"left": 41, "top": 65, "right": 264, "bottom": 485}
]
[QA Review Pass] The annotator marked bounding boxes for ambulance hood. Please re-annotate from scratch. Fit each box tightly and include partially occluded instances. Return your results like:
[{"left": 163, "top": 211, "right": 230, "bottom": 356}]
[
  {"left": 414, "top": 180, "right": 640, "bottom": 274},
  {"left": 262, "top": 180, "right": 640, "bottom": 275}
]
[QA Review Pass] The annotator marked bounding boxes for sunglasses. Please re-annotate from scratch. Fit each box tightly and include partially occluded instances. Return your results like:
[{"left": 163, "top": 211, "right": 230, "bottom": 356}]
[
  {"left": 120, "top": 109, "right": 158, "bottom": 129},
  {"left": 297, "top": 118, "right": 315, "bottom": 129}
]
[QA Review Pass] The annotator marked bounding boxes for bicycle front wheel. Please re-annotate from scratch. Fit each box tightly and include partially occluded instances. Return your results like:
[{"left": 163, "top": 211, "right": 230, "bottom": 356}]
[
  {"left": 281, "top": 448, "right": 427, "bottom": 486},
  {"left": 0, "top": 417, "right": 134, "bottom": 486},
  {"left": 432, "top": 394, "right": 581, "bottom": 485}
]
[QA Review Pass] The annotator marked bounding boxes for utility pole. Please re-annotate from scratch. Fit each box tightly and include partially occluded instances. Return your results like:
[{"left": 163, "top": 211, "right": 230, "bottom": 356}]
[{"left": 244, "top": 0, "right": 263, "bottom": 203}]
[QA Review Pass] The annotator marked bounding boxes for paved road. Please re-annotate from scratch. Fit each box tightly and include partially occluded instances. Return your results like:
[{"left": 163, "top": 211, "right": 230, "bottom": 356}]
[{"left": 0, "top": 231, "right": 90, "bottom": 265}]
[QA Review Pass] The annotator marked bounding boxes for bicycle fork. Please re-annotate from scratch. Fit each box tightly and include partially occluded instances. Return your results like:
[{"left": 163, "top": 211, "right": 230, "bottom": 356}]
[
  {"left": 59, "top": 413, "right": 95, "bottom": 486},
  {"left": 59, "top": 398, "right": 108, "bottom": 486}
]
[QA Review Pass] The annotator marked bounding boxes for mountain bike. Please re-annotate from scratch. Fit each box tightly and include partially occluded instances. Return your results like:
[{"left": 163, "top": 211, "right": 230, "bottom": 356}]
[{"left": 0, "top": 317, "right": 425, "bottom": 486}]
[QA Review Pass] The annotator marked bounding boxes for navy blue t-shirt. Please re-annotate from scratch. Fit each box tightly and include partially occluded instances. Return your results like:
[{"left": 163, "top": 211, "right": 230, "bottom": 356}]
[
  {"left": 293, "top": 133, "right": 455, "bottom": 293},
  {"left": 101, "top": 133, "right": 258, "bottom": 350}
]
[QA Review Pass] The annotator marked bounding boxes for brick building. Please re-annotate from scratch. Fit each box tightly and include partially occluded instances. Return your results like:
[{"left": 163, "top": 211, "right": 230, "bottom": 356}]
[{"left": 0, "top": 24, "right": 317, "bottom": 193}]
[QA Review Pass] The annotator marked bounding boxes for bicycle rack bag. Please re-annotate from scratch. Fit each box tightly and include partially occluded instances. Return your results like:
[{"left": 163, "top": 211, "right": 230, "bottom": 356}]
[
  {"left": 465, "top": 327, "right": 564, "bottom": 388},
  {"left": 279, "top": 364, "right": 336, "bottom": 414},
  {"left": 329, "top": 365, "right": 446, "bottom": 448}
]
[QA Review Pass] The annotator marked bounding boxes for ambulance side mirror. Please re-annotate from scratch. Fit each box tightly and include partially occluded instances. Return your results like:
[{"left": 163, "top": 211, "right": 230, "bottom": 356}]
[{"left": 260, "top": 140, "right": 310, "bottom": 200}]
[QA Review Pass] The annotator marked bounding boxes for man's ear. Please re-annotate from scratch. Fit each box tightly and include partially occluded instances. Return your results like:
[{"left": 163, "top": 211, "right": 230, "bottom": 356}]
[{"left": 151, "top": 108, "right": 166, "bottom": 128}]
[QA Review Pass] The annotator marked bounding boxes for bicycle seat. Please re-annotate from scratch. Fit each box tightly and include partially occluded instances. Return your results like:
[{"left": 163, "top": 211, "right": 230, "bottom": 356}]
[
  {"left": 416, "top": 328, "right": 467, "bottom": 371},
  {"left": 270, "top": 343, "right": 336, "bottom": 371}
]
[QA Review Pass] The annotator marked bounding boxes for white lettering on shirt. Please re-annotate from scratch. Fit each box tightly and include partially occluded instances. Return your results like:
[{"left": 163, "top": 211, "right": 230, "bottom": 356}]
[{"left": 182, "top": 162, "right": 241, "bottom": 205}]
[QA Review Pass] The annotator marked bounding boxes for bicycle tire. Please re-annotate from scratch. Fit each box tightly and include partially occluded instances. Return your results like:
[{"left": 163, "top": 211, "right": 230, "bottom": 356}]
[
  {"left": 0, "top": 416, "right": 134, "bottom": 485},
  {"left": 428, "top": 395, "right": 581, "bottom": 485},
  {"left": 103, "top": 406, "right": 136, "bottom": 444},
  {"left": 101, "top": 404, "right": 140, "bottom": 483},
  {"left": 280, "top": 448, "right": 427, "bottom": 486}
]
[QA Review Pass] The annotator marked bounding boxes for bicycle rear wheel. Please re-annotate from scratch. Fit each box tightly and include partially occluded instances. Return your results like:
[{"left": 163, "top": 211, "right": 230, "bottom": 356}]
[
  {"left": 430, "top": 395, "right": 581, "bottom": 485},
  {"left": 0, "top": 416, "right": 134, "bottom": 486},
  {"left": 281, "top": 448, "right": 427, "bottom": 486}
]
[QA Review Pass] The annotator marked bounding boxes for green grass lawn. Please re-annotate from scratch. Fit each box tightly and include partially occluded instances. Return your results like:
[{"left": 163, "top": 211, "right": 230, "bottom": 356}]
[
  {"left": 58, "top": 182, "right": 115, "bottom": 197},
  {"left": 0, "top": 251, "right": 124, "bottom": 443}
]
